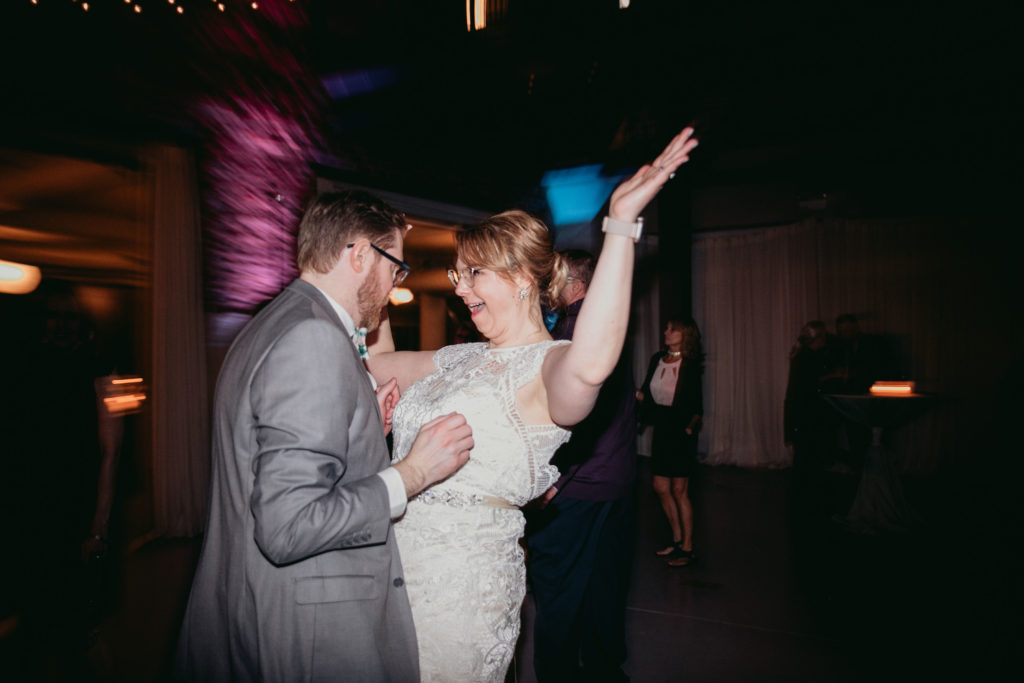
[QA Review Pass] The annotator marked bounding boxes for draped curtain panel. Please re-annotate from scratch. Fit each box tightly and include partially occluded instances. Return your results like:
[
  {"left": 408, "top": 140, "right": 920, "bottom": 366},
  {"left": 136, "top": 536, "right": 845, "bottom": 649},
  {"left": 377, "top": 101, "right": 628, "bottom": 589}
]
[
  {"left": 631, "top": 234, "right": 662, "bottom": 456},
  {"left": 150, "top": 145, "right": 210, "bottom": 536},
  {"left": 692, "top": 216, "right": 1014, "bottom": 473}
]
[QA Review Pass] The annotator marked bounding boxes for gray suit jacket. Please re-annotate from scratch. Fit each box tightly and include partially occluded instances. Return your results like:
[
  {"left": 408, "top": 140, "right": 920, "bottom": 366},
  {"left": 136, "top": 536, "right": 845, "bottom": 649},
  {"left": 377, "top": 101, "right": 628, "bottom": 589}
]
[{"left": 174, "top": 279, "right": 418, "bottom": 682}]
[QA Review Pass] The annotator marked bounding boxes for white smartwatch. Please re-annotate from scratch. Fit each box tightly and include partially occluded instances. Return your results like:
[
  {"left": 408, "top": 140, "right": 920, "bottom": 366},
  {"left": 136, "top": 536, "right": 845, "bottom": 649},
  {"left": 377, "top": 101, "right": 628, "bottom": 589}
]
[{"left": 602, "top": 215, "right": 644, "bottom": 242}]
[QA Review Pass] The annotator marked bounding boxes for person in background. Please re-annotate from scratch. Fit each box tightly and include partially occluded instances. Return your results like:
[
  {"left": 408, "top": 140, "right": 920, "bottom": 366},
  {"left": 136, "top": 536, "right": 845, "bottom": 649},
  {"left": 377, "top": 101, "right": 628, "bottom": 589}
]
[
  {"left": 525, "top": 249, "right": 637, "bottom": 683},
  {"left": 823, "top": 313, "right": 887, "bottom": 472},
  {"left": 828, "top": 313, "right": 886, "bottom": 393},
  {"left": 784, "top": 320, "right": 840, "bottom": 512},
  {"left": 784, "top": 320, "right": 837, "bottom": 470},
  {"left": 637, "top": 318, "right": 704, "bottom": 567}
]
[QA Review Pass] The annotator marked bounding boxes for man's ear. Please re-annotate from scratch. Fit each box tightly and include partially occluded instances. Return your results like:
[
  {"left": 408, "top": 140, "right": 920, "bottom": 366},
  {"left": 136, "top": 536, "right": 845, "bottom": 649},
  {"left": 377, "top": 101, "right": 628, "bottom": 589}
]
[{"left": 348, "top": 239, "right": 369, "bottom": 274}]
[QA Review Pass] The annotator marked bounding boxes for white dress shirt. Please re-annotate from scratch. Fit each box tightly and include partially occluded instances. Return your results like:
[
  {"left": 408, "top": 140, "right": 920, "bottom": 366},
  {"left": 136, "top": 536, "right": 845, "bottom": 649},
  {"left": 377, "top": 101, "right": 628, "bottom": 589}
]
[{"left": 312, "top": 284, "right": 407, "bottom": 519}]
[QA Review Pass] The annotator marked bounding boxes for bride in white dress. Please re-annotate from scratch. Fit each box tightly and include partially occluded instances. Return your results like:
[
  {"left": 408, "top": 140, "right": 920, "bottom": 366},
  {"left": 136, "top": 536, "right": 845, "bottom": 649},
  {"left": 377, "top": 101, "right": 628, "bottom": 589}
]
[{"left": 367, "top": 128, "right": 698, "bottom": 682}]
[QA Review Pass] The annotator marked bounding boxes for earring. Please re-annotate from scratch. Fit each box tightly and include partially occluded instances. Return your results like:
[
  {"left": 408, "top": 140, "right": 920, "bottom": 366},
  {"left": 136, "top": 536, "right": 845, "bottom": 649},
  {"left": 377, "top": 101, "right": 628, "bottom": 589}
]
[{"left": 517, "top": 288, "right": 528, "bottom": 302}]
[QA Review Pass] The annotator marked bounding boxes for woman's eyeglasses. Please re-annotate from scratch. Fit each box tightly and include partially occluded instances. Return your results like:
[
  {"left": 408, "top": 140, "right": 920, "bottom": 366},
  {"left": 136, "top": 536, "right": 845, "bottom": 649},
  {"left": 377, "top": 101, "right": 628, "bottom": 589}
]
[{"left": 446, "top": 267, "right": 481, "bottom": 288}]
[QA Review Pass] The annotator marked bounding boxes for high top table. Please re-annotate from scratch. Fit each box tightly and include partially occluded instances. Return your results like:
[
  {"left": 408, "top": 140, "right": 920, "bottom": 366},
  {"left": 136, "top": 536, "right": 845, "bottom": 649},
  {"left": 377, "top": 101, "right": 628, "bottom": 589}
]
[{"left": 822, "top": 393, "right": 939, "bottom": 534}]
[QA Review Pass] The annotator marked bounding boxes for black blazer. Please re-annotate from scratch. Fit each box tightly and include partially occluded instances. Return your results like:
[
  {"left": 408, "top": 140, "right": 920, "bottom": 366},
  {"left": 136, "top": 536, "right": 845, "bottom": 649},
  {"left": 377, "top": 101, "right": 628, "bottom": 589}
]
[{"left": 638, "top": 351, "right": 704, "bottom": 426}]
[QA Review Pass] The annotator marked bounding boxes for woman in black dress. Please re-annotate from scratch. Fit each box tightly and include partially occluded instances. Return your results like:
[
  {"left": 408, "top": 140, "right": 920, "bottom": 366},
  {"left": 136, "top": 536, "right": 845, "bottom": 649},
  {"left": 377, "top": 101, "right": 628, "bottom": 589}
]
[{"left": 637, "top": 318, "right": 704, "bottom": 567}]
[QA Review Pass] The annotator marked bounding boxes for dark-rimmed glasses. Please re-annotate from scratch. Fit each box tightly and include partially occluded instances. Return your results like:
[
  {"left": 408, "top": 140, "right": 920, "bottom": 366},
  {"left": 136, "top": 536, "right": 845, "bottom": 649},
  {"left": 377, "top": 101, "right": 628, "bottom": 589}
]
[{"left": 347, "top": 242, "right": 411, "bottom": 286}]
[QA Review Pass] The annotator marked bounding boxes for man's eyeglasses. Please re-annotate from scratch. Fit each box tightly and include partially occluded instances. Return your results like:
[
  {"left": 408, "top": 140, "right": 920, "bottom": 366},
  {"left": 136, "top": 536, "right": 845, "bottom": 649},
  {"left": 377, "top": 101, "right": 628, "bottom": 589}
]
[
  {"left": 348, "top": 242, "right": 411, "bottom": 286},
  {"left": 446, "top": 267, "right": 481, "bottom": 288}
]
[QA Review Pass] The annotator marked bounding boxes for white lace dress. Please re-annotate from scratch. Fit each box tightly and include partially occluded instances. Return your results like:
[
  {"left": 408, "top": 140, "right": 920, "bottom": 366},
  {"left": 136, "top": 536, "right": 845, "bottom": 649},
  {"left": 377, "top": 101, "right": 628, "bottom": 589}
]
[{"left": 391, "top": 341, "right": 571, "bottom": 682}]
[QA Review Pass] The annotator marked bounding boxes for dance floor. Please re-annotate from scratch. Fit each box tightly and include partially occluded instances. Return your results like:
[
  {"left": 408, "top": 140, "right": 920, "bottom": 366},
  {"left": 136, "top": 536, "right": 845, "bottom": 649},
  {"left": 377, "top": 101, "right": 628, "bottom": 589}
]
[{"left": 2, "top": 458, "right": 1018, "bottom": 681}]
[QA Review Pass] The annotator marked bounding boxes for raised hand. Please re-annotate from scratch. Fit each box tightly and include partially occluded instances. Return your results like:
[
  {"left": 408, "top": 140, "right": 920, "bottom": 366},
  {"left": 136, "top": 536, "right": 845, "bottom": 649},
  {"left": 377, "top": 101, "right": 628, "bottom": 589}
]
[
  {"left": 375, "top": 377, "right": 400, "bottom": 436},
  {"left": 393, "top": 412, "right": 474, "bottom": 497},
  {"left": 609, "top": 127, "right": 698, "bottom": 223}
]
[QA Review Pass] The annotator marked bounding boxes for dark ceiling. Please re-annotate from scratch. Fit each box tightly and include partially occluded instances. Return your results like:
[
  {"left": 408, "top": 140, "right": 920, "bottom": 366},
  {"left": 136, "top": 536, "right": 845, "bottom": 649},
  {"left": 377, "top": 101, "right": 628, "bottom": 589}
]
[{"left": 1, "top": 0, "right": 1019, "bottom": 214}]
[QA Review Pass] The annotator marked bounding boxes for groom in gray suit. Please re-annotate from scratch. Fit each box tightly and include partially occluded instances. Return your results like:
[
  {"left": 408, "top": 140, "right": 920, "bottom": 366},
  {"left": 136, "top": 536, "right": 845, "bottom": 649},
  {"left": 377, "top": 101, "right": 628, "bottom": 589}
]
[{"left": 175, "top": 191, "right": 473, "bottom": 682}]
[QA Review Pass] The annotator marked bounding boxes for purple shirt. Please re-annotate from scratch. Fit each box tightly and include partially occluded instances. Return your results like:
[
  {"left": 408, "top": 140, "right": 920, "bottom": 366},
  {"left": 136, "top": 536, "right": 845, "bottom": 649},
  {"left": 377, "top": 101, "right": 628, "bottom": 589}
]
[{"left": 550, "top": 300, "right": 638, "bottom": 501}]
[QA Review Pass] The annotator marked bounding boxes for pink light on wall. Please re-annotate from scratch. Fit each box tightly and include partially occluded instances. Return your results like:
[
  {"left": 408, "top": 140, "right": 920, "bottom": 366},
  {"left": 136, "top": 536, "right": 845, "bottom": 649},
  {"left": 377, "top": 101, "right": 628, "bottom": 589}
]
[{"left": 190, "top": 0, "right": 326, "bottom": 312}]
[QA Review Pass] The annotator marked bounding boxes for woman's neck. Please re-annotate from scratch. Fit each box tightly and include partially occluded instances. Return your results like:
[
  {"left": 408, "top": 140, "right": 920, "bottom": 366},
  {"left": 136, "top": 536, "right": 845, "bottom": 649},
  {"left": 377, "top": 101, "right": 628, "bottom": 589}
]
[{"left": 488, "top": 322, "right": 550, "bottom": 349}]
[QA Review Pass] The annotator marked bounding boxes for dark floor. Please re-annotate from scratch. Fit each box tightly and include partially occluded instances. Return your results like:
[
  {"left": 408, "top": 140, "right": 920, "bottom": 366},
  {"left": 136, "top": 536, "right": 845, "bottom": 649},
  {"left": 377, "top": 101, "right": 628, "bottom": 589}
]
[{"left": 2, "top": 458, "right": 1020, "bottom": 682}]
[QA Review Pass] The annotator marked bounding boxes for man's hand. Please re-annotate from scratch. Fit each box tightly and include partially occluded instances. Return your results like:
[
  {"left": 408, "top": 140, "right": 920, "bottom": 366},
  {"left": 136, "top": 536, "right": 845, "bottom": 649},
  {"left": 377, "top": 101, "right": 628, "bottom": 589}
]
[
  {"left": 375, "top": 377, "right": 400, "bottom": 436},
  {"left": 393, "top": 412, "right": 473, "bottom": 498},
  {"left": 538, "top": 486, "right": 558, "bottom": 509}
]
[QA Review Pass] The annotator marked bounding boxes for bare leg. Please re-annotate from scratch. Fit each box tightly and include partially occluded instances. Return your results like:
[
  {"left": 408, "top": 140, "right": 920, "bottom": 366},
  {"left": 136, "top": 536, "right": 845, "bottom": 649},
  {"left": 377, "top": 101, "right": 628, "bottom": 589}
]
[
  {"left": 673, "top": 477, "right": 693, "bottom": 552},
  {"left": 653, "top": 475, "right": 682, "bottom": 553}
]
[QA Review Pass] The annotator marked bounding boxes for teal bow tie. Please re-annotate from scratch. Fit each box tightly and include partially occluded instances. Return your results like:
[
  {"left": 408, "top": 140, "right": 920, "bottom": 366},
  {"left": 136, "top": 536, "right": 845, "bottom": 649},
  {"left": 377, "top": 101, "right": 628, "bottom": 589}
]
[{"left": 354, "top": 327, "right": 369, "bottom": 361}]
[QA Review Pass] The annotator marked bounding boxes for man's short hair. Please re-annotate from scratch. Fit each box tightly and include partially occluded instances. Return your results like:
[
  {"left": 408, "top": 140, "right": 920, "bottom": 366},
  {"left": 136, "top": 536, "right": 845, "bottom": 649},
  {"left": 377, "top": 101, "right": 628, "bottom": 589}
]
[
  {"left": 560, "top": 249, "right": 596, "bottom": 290},
  {"left": 296, "top": 190, "right": 407, "bottom": 274}
]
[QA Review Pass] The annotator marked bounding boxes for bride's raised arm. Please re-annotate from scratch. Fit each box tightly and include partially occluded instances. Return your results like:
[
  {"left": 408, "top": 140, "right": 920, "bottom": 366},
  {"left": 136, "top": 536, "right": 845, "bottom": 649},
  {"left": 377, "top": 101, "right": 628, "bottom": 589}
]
[
  {"left": 542, "top": 127, "right": 698, "bottom": 427},
  {"left": 365, "top": 313, "right": 437, "bottom": 393}
]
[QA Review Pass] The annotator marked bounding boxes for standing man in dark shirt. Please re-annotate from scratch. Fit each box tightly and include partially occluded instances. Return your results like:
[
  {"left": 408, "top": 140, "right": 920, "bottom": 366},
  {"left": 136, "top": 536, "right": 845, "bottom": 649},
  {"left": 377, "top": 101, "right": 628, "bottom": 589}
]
[{"left": 526, "top": 249, "right": 637, "bottom": 682}]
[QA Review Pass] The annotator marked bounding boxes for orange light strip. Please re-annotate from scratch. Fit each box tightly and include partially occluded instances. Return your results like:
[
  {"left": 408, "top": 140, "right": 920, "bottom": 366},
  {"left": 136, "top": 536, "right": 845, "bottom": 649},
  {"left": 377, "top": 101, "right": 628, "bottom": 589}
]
[
  {"left": 869, "top": 381, "right": 914, "bottom": 396},
  {"left": 104, "top": 393, "right": 147, "bottom": 405},
  {"left": 103, "top": 393, "right": 147, "bottom": 415}
]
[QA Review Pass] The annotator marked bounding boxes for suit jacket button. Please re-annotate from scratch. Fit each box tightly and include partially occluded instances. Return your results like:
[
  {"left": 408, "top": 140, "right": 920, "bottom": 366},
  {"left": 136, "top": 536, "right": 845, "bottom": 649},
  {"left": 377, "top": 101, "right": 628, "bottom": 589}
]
[{"left": 393, "top": 577, "right": 404, "bottom": 587}]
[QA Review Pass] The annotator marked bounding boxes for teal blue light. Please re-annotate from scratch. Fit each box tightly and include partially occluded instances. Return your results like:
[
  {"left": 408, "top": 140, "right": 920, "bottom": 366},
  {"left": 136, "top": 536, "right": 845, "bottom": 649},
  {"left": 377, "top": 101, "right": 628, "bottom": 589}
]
[{"left": 541, "top": 165, "right": 628, "bottom": 226}]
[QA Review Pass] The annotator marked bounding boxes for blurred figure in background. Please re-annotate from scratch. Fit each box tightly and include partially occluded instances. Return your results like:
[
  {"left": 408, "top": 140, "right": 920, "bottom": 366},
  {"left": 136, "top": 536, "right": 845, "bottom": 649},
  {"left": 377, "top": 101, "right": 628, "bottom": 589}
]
[
  {"left": 784, "top": 320, "right": 840, "bottom": 513},
  {"left": 827, "top": 313, "right": 886, "bottom": 393},
  {"left": 785, "top": 320, "right": 837, "bottom": 469},
  {"left": 637, "top": 318, "right": 704, "bottom": 568},
  {"left": 823, "top": 313, "right": 888, "bottom": 473},
  {"left": 0, "top": 280, "right": 106, "bottom": 679},
  {"left": 526, "top": 249, "right": 637, "bottom": 683}
]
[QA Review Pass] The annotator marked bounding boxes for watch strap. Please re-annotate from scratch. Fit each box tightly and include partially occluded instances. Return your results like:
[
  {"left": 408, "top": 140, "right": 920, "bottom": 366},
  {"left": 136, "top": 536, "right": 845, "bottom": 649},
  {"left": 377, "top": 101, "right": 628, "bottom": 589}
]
[{"left": 602, "top": 215, "right": 643, "bottom": 242}]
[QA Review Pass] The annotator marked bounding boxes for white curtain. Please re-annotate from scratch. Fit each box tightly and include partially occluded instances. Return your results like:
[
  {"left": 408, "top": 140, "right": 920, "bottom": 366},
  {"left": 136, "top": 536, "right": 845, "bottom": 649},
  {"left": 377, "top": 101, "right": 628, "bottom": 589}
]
[
  {"left": 693, "top": 222, "right": 817, "bottom": 468},
  {"left": 150, "top": 144, "right": 210, "bottom": 536},
  {"left": 692, "top": 215, "right": 1011, "bottom": 473},
  {"left": 631, "top": 233, "right": 661, "bottom": 457}
]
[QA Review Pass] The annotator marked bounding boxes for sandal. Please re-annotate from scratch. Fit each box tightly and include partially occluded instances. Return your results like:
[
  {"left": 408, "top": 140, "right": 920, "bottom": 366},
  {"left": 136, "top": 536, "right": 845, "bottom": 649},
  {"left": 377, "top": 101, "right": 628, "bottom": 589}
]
[
  {"left": 666, "top": 549, "right": 695, "bottom": 567},
  {"left": 655, "top": 542, "right": 683, "bottom": 557}
]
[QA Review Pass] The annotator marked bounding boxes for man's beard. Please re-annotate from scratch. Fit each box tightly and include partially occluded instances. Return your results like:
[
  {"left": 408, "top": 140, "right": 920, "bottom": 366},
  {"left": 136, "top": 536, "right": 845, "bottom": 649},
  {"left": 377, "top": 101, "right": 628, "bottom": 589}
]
[{"left": 356, "top": 275, "right": 389, "bottom": 332}]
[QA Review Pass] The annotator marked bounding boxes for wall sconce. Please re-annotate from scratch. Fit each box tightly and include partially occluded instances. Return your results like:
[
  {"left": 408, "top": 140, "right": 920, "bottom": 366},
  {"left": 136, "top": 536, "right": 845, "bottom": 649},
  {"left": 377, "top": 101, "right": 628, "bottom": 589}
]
[
  {"left": 0, "top": 259, "right": 42, "bottom": 295},
  {"left": 389, "top": 287, "right": 414, "bottom": 305},
  {"left": 100, "top": 375, "right": 148, "bottom": 416}
]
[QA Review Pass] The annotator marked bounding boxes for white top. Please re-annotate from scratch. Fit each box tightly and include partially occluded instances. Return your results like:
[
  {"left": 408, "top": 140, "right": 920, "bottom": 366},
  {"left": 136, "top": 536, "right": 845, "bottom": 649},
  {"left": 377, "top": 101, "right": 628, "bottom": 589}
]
[{"left": 650, "top": 358, "right": 679, "bottom": 406}]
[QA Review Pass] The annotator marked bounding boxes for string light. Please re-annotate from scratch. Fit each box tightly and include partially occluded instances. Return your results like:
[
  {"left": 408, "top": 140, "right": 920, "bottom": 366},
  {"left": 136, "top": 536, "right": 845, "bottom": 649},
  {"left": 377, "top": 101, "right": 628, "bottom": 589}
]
[
  {"left": 25, "top": 1, "right": 288, "bottom": 20},
  {"left": 25, "top": 0, "right": 279, "bottom": 13}
]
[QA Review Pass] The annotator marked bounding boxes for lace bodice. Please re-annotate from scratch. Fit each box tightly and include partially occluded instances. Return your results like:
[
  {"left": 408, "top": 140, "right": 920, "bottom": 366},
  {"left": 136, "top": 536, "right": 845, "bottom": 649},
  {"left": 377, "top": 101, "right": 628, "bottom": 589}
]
[
  {"left": 390, "top": 340, "right": 570, "bottom": 682},
  {"left": 391, "top": 340, "right": 570, "bottom": 506}
]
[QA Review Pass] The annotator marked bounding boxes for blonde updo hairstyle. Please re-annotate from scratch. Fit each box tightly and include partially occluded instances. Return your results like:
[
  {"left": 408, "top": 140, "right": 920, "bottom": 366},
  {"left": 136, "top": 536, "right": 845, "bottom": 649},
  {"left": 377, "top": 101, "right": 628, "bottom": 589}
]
[{"left": 456, "top": 210, "right": 570, "bottom": 310}]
